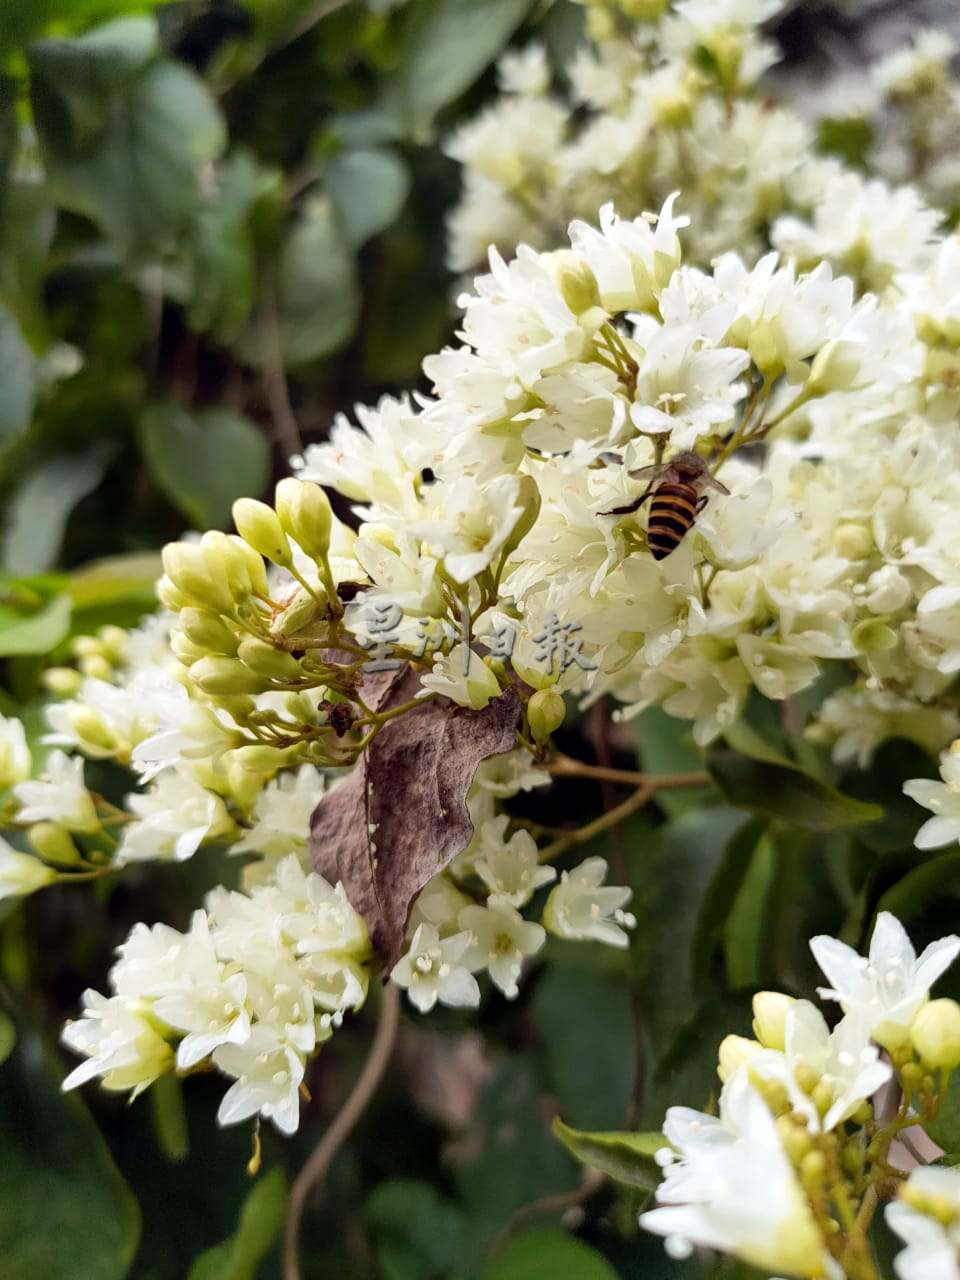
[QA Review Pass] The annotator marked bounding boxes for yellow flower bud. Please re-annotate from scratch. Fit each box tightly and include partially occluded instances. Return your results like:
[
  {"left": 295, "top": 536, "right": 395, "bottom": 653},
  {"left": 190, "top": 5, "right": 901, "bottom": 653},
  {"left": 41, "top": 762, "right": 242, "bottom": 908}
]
[
  {"left": 269, "top": 585, "right": 328, "bottom": 638},
  {"left": 752, "top": 991, "right": 796, "bottom": 1050},
  {"left": 834, "top": 522, "right": 874, "bottom": 560},
  {"left": 161, "top": 542, "right": 236, "bottom": 615},
  {"left": 851, "top": 618, "right": 898, "bottom": 654},
  {"left": 28, "top": 822, "right": 83, "bottom": 867},
  {"left": 274, "top": 478, "right": 333, "bottom": 563},
  {"left": 65, "top": 705, "right": 118, "bottom": 753},
  {"left": 189, "top": 657, "right": 270, "bottom": 696},
  {"left": 43, "top": 667, "right": 83, "bottom": 697},
  {"left": 549, "top": 251, "right": 602, "bottom": 317},
  {"left": 232, "top": 498, "right": 294, "bottom": 568},
  {"left": 527, "top": 687, "right": 566, "bottom": 742},
  {"left": 910, "top": 999, "right": 960, "bottom": 1070},
  {"left": 717, "top": 1033, "right": 761, "bottom": 1081},
  {"left": 199, "top": 531, "right": 269, "bottom": 599},
  {"left": 156, "top": 573, "right": 192, "bottom": 612},
  {"left": 79, "top": 655, "right": 114, "bottom": 682}
]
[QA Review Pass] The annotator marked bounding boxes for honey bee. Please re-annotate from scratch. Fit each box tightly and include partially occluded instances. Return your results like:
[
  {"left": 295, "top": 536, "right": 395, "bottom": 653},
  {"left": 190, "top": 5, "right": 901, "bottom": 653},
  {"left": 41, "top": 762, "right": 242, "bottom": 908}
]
[{"left": 602, "top": 450, "right": 728, "bottom": 560}]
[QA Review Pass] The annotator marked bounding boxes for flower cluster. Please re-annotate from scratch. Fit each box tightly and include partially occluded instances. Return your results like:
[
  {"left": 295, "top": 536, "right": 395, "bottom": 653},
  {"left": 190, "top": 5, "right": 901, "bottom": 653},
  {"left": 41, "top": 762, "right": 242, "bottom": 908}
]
[{"left": 640, "top": 912, "right": 960, "bottom": 1277}]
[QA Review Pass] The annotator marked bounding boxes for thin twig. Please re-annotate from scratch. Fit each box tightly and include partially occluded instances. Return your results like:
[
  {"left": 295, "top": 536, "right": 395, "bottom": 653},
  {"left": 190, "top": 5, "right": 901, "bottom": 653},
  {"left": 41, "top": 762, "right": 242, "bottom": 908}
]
[
  {"left": 260, "top": 267, "right": 303, "bottom": 461},
  {"left": 282, "top": 983, "right": 401, "bottom": 1280},
  {"left": 547, "top": 754, "right": 710, "bottom": 791},
  {"left": 488, "top": 1167, "right": 605, "bottom": 1259}
]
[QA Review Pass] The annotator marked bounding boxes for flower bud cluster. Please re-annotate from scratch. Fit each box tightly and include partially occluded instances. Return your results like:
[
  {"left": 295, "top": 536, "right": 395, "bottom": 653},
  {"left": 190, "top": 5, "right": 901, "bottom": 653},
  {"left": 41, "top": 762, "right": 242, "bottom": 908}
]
[{"left": 642, "top": 911, "right": 960, "bottom": 1277}]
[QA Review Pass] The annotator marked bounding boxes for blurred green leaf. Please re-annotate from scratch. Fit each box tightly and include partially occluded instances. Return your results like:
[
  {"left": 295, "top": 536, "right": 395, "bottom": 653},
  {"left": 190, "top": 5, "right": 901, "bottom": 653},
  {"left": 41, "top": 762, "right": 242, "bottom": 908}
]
[
  {"left": 365, "top": 1178, "right": 467, "bottom": 1280},
  {"left": 922, "top": 1066, "right": 960, "bottom": 1153},
  {"left": 531, "top": 966, "right": 634, "bottom": 1131},
  {"left": 3, "top": 448, "right": 114, "bottom": 574},
  {"left": 340, "top": 0, "right": 534, "bottom": 144},
  {"left": 243, "top": 196, "right": 360, "bottom": 368},
  {"left": 0, "top": 1025, "right": 140, "bottom": 1279},
  {"left": 631, "top": 807, "right": 746, "bottom": 1056},
  {"left": 0, "top": 183, "right": 57, "bottom": 343},
  {"left": 724, "top": 830, "right": 776, "bottom": 987},
  {"left": 0, "top": 1012, "right": 14, "bottom": 1067},
  {"left": 706, "top": 742, "right": 884, "bottom": 831},
  {"left": 481, "top": 1228, "right": 620, "bottom": 1280},
  {"left": 878, "top": 851, "right": 960, "bottom": 922},
  {"left": 67, "top": 551, "right": 162, "bottom": 608},
  {"left": 632, "top": 705, "right": 716, "bottom": 816},
  {"left": 328, "top": 146, "right": 410, "bottom": 250},
  {"left": 552, "top": 1118, "right": 660, "bottom": 1190},
  {"left": 691, "top": 817, "right": 769, "bottom": 986},
  {"left": 0, "top": 306, "right": 38, "bottom": 441},
  {"left": 0, "top": 591, "right": 71, "bottom": 655},
  {"left": 455, "top": 1056, "right": 579, "bottom": 1257},
  {"left": 139, "top": 404, "right": 270, "bottom": 529},
  {"left": 29, "top": 17, "right": 226, "bottom": 260},
  {"left": 187, "top": 1166, "right": 286, "bottom": 1280},
  {"left": 0, "top": 2, "right": 166, "bottom": 56}
]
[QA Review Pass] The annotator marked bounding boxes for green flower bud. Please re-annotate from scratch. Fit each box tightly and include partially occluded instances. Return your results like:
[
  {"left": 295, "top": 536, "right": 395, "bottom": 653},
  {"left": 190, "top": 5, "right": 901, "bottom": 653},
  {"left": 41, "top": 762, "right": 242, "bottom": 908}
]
[
  {"left": 29, "top": 822, "right": 84, "bottom": 867},
  {"left": 170, "top": 632, "right": 207, "bottom": 667},
  {"left": 910, "top": 999, "right": 960, "bottom": 1070},
  {"left": 834, "top": 522, "right": 874, "bottom": 560},
  {"left": 550, "top": 251, "right": 601, "bottom": 317},
  {"left": 269, "top": 585, "right": 328, "bottom": 638},
  {"left": 79, "top": 656, "right": 114, "bottom": 682},
  {"left": 179, "top": 608, "right": 240, "bottom": 656},
  {"left": 156, "top": 573, "right": 192, "bottom": 612},
  {"left": 233, "top": 498, "right": 294, "bottom": 568},
  {"left": 236, "top": 637, "right": 305, "bottom": 680},
  {"left": 275, "top": 478, "right": 333, "bottom": 563},
  {"left": 199, "top": 531, "right": 269, "bottom": 599},
  {"left": 65, "top": 705, "right": 118, "bottom": 753},
  {"left": 161, "top": 542, "right": 236, "bottom": 615},
  {"left": 190, "top": 657, "right": 270, "bottom": 696},
  {"left": 98, "top": 625, "right": 129, "bottom": 661},
  {"left": 527, "top": 687, "right": 566, "bottom": 742},
  {"left": 752, "top": 991, "right": 795, "bottom": 1050}
]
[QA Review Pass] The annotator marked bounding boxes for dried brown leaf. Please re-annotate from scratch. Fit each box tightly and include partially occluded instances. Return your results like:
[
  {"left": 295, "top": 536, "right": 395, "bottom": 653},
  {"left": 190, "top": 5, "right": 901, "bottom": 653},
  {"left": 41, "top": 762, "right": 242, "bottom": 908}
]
[{"left": 309, "top": 670, "right": 521, "bottom": 967}]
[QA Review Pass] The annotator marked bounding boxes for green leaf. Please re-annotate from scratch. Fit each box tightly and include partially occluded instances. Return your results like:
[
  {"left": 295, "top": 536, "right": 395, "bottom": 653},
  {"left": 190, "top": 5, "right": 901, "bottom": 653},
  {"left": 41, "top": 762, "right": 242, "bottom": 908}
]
[
  {"left": 0, "top": 592, "right": 71, "bottom": 655},
  {"left": 328, "top": 146, "right": 410, "bottom": 250},
  {"left": 243, "top": 196, "right": 360, "bottom": 368},
  {"left": 3, "top": 448, "right": 114, "bottom": 575},
  {"left": 691, "top": 817, "right": 769, "bottom": 986},
  {"left": 139, "top": 404, "right": 270, "bottom": 529},
  {"left": 187, "top": 1166, "right": 286, "bottom": 1280},
  {"left": 0, "top": 182, "right": 56, "bottom": 343},
  {"left": 0, "top": 306, "right": 38, "bottom": 441},
  {"left": 922, "top": 1066, "right": 960, "bottom": 1153},
  {"left": 0, "top": 1025, "right": 140, "bottom": 1279},
  {"left": 630, "top": 807, "right": 747, "bottom": 1056},
  {"left": 67, "top": 551, "right": 162, "bottom": 609},
  {"left": 552, "top": 1118, "right": 661, "bottom": 1191},
  {"left": 0, "top": 1, "right": 166, "bottom": 56},
  {"left": 878, "top": 852, "right": 960, "bottom": 922},
  {"left": 29, "top": 18, "right": 226, "bottom": 261},
  {"left": 632, "top": 705, "right": 716, "bottom": 817},
  {"left": 340, "top": 0, "right": 533, "bottom": 143},
  {"left": 706, "top": 742, "right": 884, "bottom": 831},
  {"left": 0, "top": 1012, "right": 14, "bottom": 1067},
  {"left": 481, "top": 1228, "right": 620, "bottom": 1280},
  {"left": 724, "top": 831, "right": 776, "bottom": 987},
  {"left": 364, "top": 1179, "right": 467, "bottom": 1280},
  {"left": 532, "top": 966, "right": 634, "bottom": 1131}
]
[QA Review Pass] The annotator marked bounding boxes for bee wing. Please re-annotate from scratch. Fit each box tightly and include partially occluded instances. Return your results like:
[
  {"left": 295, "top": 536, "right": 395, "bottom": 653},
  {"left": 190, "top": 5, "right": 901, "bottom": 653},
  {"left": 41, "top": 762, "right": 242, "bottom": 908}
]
[
  {"left": 627, "top": 461, "right": 667, "bottom": 480},
  {"left": 703, "top": 474, "right": 730, "bottom": 495},
  {"left": 598, "top": 451, "right": 624, "bottom": 467}
]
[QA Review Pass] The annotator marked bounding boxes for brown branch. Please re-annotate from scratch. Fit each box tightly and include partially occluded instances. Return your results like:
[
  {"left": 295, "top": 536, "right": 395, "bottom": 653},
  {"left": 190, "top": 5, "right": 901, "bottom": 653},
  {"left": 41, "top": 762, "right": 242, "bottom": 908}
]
[
  {"left": 547, "top": 755, "right": 710, "bottom": 791},
  {"left": 282, "top": 983, "right": 401, "bottom": 1280},
  {"left": 260, "top": 266, "right": 303, "bottom": 462}
]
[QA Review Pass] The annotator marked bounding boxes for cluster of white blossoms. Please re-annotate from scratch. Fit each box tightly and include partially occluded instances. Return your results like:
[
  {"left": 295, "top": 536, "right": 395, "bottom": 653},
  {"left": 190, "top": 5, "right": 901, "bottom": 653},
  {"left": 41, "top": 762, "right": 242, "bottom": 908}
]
[
  {"left": 639, "top": 912, "right": 960, "bottom": 1278},
  {"left": 445, "top": 0, "right": 959, "bottom": 287}
]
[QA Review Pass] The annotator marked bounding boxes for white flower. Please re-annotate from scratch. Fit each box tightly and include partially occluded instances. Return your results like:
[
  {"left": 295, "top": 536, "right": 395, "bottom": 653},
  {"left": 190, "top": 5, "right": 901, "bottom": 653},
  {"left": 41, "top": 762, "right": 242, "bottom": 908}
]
[
  {"left": 904, "top": 741, "right": 960, "bottom": 850},
  {"left": 810, "top": 911, "right": 960, "bottom": 1050},
  {"left": 214, "top": 1024, "right": 306, "bottom": 1135},
  {"left": 472, "top": 815, "right": 556, "bottom": 907},
  {"left": 0, "top": 713, "right": 31, "bottom": 788},
  {"left": 118, "top": 768, "right": 234, "bottom": 863},
  {"left": 750, "top": 1001, "right": 891, "bottom": 1133},
  {"left": 887, "top": 1166, "right": 960, "bottom": 1280},
  {"left": 129, "top": 675, "right": 238, "bottom": 782},
  {"left": 147, "top": 912, "right": 251, "bottom": 1070},
  {"left": 12, "top": 749, "right": 99, "bottom": 833},
  {"left": 640, "top": 1070, "right": 832, "bottom": 1277},
  {"left": 458, "top": 898, "right": 546, "bottom": 998},
  {"left": 542, "top": 856, "right": 635, "bottom": 948},
  {"left": 62, "top": 991, "right": 174, "bottom": 1097},
  {"left": 390, "top": 924, "right": 481, "bottom": 1013},
  {"left": 232, "top": 764, "right": 326, "bottom": 860},
  {"left": 418, "top": 645, "right": 502, "bottom": 710},
  {"left": 412, "top": 474, "right": 527, "bottom": 584},
  {"left": 0, "top": 835, "right": 57, "bottom": 899}
]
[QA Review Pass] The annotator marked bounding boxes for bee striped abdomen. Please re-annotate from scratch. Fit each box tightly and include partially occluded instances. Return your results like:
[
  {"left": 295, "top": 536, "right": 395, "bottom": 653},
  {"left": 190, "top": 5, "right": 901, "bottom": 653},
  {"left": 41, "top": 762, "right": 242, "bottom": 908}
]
[{"left": 647, "top": 483, "right": 698, "bottom": 560}]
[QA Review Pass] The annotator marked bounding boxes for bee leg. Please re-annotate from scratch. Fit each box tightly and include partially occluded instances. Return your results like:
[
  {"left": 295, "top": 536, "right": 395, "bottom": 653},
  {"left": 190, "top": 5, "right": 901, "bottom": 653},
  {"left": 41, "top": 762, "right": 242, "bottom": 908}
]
[
  {"left": 601, "top": 486, "right": 655, "bottom": 518},
  {"left": 695, "top": 495, "right": 709, "bottom": 513}
]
